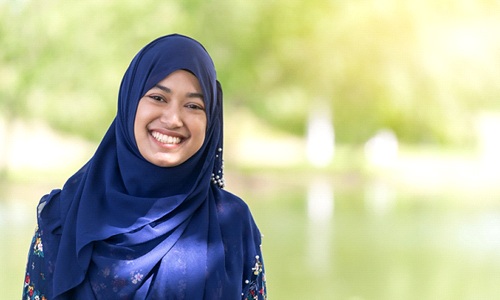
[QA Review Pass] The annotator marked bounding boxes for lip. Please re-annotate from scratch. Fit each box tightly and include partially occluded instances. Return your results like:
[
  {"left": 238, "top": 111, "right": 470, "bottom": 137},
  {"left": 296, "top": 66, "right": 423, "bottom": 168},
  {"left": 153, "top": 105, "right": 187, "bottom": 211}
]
[{"left": 149, "top": 127, "right": 185, "bottom": 137}]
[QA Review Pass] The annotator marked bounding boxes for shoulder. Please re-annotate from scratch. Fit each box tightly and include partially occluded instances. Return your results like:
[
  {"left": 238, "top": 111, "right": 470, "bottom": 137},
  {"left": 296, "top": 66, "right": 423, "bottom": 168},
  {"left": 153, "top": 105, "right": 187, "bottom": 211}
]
[
  {"left": 214, "top": 188, "right": 252, "bottom": 220},
  {"left": 37, "top": 189, "right": 61, "bottom": 215},
  {"left": 213, "top": 188, "right": 262, "bottom": 241},
  {"left": 37, "top": 189, "right": 63, "bottom": 234}
]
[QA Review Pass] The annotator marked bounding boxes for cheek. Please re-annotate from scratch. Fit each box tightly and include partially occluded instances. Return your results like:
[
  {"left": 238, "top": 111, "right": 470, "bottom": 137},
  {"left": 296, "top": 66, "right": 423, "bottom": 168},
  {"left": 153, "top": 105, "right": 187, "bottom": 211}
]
[
  {"left": 133, "top": 103, "right": 149, "bottom": 141},
  {"left": 198, "top": 117, "right": 208, "bottom": 140},
  {"left": 133, "top": 113, "right": 142, "bottom": 138},
  {"left": 191, "top": 116, "right": 207, "bottom": 147}
]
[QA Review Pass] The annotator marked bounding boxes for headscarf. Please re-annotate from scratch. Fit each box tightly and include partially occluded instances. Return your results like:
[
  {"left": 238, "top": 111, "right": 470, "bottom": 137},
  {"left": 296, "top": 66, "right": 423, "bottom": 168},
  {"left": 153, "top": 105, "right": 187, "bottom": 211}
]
[{"left": 38, "top": 34, "right": 263, "bottom": 299}]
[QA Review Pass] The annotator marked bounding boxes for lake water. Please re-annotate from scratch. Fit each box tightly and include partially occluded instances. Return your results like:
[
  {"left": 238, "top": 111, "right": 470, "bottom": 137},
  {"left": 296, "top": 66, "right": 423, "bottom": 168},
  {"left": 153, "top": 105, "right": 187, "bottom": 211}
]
[{"left": 2, "top": 173, "right": 500, "bottom": 299}]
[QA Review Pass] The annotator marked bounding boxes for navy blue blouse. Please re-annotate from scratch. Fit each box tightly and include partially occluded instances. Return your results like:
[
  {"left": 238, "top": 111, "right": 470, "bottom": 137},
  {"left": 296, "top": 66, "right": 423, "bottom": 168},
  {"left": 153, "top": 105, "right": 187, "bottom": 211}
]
[{"left": 23, "top": 190, "right": 266, "bottom": 299}]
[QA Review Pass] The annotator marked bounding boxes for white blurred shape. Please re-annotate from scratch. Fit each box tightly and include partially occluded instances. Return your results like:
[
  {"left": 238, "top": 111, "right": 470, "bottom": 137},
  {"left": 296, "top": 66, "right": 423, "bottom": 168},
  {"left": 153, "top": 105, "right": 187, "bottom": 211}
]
[
  {"left": 306, "top": 106, "right": 335, "bottom": 167},
  {"left": 0, "top": 118, "right": 93, "bottom": 171},
  {"left": 364, "top": 129, "right": 399, "bottom": 168},
  {"left": 307, "top": 178, "right": 334, "bottom": 222},
  {"left": 477, "top": 113, "right": 500, "bottom": 166},
  {"left": 306, "top": 178, "right": 334, "bottom": 273}
]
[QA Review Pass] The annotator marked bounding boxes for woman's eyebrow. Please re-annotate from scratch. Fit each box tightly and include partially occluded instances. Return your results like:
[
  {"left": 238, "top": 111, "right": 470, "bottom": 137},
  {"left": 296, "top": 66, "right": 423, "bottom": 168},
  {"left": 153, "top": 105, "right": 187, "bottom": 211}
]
[
  {"left": 187, "top": 92, "right": 204, "bottom": 100},
  {"left": 154, "top": 84, "right": 204, "bottom": 99},
  {"left": 154, "top": 84, "right": 172, "bottom": 94}
]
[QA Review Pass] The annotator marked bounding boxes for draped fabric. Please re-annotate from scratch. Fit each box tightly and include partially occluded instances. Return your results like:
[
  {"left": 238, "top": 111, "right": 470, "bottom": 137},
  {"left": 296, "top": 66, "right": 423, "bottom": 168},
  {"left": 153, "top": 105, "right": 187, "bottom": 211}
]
[{"left": 23, "top": 34, "right": 266, "bottom": 300}]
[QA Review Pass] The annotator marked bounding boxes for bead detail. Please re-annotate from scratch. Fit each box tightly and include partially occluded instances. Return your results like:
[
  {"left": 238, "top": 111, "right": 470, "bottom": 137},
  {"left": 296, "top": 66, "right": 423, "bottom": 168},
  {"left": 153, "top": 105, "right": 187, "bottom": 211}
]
[
  {"left": 210, "top": 173, "right": 225, "bottom": 188},
  {"left": 252, "top": 256, "right": 263, "bottom": 276},
  {"left": 211, "top": 146, "right": 225, "bottom": 188}
]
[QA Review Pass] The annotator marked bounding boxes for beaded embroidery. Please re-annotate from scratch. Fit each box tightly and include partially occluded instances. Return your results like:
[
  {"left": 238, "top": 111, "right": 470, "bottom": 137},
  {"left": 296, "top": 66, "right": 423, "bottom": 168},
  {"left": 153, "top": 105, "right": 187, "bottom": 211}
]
[
  {"left": 243, "top": 254, "right": 267, "bottom": 300},
  {"left": 211, "top": 147, "right": 225, "bottom": 188}
]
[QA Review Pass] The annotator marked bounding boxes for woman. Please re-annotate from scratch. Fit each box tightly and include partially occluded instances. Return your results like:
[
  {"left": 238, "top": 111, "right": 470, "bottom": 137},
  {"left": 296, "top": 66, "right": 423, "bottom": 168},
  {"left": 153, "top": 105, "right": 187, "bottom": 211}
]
[{"left": 23, "top": 34, "right": 267, "bottom": 299}]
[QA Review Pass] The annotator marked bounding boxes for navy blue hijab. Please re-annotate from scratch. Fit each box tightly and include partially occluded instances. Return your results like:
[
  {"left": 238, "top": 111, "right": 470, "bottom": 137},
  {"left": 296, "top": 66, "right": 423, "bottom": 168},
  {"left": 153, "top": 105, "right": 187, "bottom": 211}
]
[{"left": 38, "top": 34, "right": 265, "bottom": 299}]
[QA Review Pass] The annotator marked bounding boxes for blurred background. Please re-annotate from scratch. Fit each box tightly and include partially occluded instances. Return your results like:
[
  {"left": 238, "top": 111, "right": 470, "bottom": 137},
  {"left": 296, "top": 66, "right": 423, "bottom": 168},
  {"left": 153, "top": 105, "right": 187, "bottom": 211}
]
[{"left": 1, "top": 0, "right": 500, "bottom": 298}]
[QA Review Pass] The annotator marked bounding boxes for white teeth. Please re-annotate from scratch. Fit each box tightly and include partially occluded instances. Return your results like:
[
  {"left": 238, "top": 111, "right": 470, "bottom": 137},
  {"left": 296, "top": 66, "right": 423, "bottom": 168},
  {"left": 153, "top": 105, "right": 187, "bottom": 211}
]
[{"left": 151, "top": 131, "right": 181, "bottom": 144}]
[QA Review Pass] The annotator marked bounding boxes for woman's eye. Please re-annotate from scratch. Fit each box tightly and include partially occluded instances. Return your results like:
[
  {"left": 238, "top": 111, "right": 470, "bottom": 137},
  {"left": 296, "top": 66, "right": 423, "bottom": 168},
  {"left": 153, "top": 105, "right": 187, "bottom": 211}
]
[
  {"left": 186, "top": 104, "right": 205, "bottom": 111},
  {"left": 149, "top": 95, "right": 164, "bottom": 102}
]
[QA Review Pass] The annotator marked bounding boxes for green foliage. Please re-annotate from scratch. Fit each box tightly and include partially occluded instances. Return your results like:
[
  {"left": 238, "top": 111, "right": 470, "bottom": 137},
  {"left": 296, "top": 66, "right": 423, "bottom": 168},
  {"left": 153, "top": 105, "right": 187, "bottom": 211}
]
[{"left": 1, "top": 0, "right": 499, "bottom": 144}]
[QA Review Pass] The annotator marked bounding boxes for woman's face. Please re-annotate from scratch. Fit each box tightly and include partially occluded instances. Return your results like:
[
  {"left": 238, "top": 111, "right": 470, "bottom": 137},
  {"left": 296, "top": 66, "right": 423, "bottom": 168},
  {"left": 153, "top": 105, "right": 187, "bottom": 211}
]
[{"left": 134, "top": 70, "right": 207, "bottom": 167}]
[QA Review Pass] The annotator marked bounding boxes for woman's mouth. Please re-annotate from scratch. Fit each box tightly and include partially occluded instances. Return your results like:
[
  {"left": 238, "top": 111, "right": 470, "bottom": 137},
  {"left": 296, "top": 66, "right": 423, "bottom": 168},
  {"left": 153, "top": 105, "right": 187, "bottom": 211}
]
[{"left": 151, "top": 131, "right": 182, "bottom": 144}]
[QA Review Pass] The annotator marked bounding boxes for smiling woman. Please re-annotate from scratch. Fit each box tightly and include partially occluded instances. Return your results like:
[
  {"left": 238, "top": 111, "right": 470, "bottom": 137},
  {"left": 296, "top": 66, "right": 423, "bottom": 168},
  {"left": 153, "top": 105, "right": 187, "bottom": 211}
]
[{"left": 21, "top": 34, "right": 267, "bottom": 299}]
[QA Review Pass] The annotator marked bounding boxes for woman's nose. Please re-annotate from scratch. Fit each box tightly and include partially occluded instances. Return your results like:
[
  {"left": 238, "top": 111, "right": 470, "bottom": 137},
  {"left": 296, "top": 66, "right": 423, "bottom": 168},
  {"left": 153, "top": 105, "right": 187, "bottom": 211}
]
[{"left": 160, "top": 105, "right": 183, "bottom": 128}]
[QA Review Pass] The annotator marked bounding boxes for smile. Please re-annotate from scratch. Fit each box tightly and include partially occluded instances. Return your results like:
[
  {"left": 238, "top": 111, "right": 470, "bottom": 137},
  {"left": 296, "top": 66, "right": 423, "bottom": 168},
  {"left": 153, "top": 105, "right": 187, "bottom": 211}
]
[{"left": 151, "top": 131, "right": 182, "bottom": 144}]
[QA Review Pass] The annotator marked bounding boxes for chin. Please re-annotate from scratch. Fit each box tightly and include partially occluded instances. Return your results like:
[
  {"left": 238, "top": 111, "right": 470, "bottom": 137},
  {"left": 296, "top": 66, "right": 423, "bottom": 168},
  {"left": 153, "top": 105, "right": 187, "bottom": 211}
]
[{"left": 151, "top": 157, "right": 184, "bottom": 168}]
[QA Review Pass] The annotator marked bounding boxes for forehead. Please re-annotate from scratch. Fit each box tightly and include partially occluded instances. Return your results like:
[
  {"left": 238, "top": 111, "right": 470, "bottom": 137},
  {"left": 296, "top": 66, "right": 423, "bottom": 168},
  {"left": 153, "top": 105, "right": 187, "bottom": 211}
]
[{"left": 155, "top": 70, "right": 201, "bottom": 89}]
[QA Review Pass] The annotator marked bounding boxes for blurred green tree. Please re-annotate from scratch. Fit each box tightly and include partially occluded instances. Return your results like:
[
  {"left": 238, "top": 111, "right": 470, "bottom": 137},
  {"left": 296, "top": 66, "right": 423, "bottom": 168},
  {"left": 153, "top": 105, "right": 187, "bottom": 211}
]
[{"left": 1, "top": 0, "right": 499, "bottom": 146}]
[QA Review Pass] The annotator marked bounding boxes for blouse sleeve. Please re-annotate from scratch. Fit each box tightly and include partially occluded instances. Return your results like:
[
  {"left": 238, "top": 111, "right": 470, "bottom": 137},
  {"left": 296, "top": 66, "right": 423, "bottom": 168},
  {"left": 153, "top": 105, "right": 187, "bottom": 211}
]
[
  {"left": 23, "top": 225, "right": 50, "bottom": 300},
  {"left": 241, "top": 234, "right": 267, "bottom": 300},
  {"left": 23, "top": 190, "right": 62, "bottom": 299}
]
